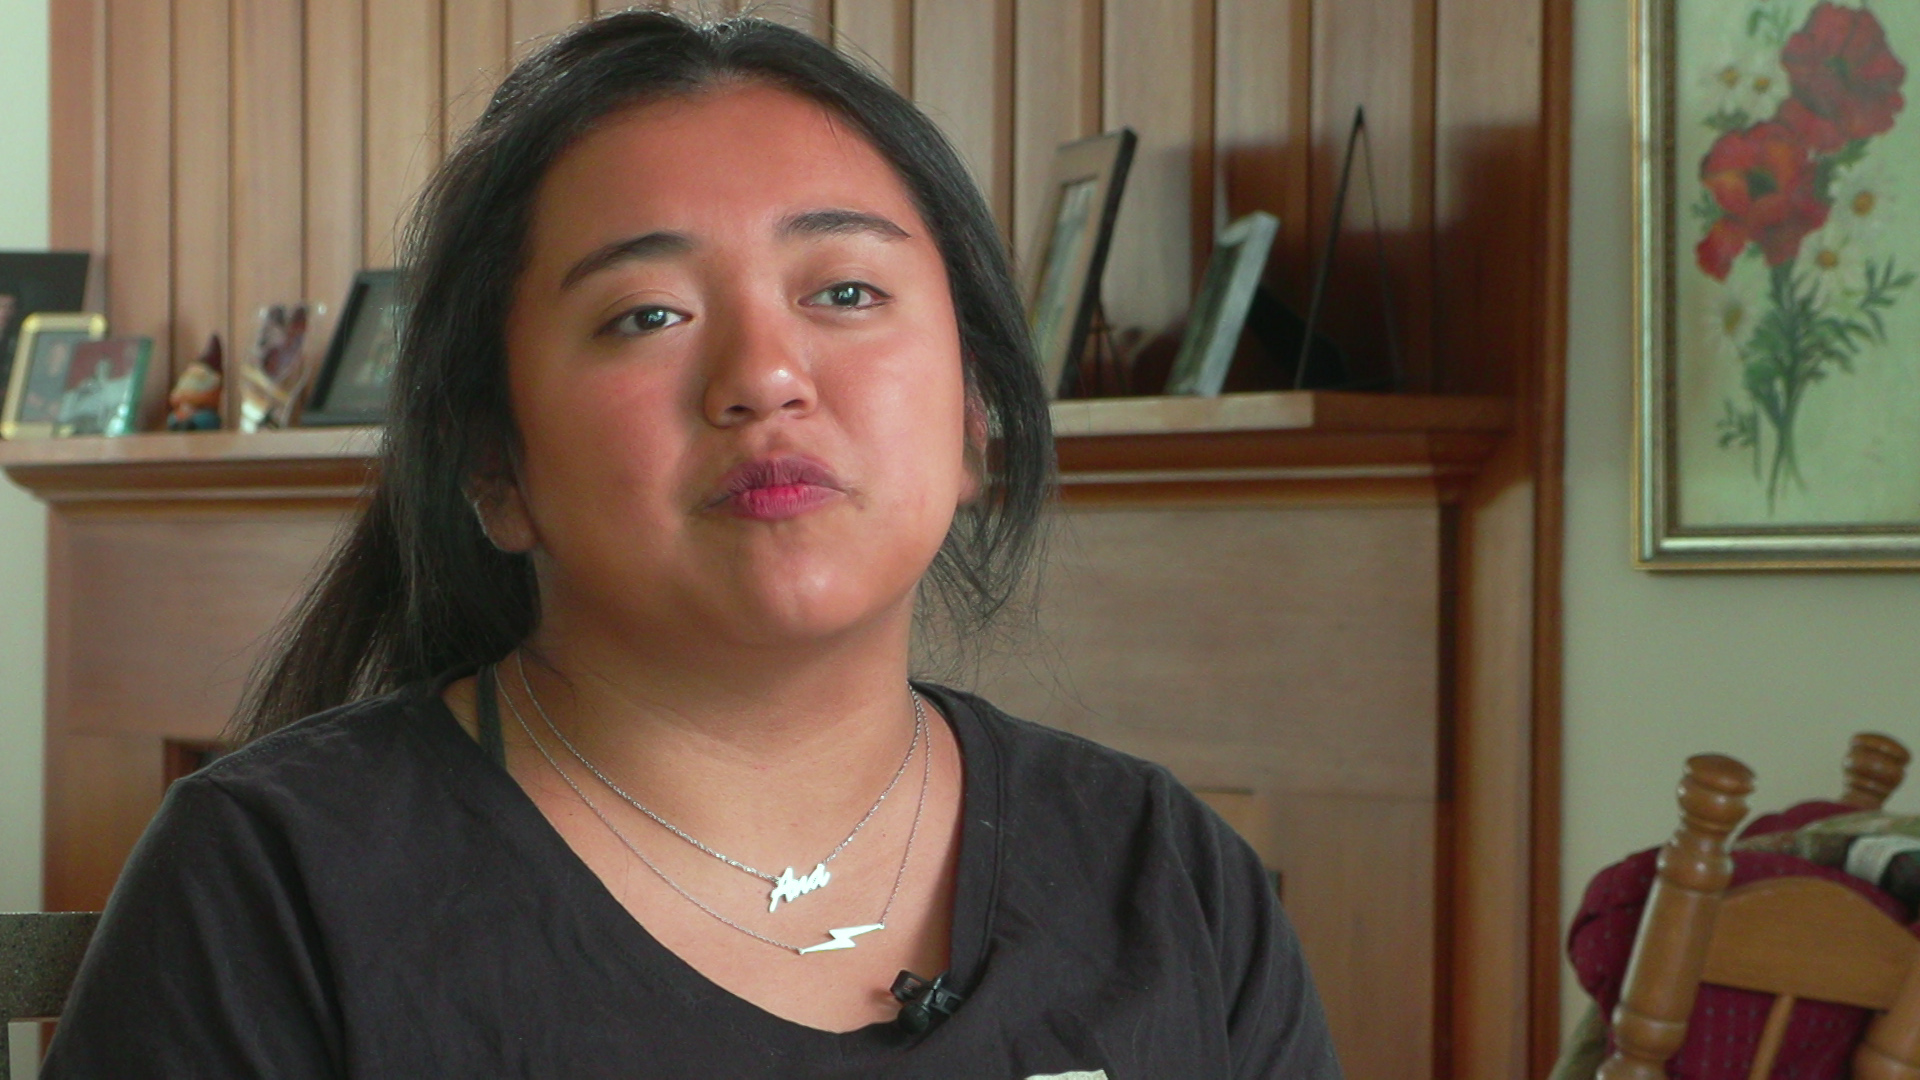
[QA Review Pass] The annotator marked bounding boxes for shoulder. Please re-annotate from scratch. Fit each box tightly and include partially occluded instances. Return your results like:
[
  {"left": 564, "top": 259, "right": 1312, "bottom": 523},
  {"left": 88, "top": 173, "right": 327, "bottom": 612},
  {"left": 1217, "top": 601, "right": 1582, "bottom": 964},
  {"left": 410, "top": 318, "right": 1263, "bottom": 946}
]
[
  {"left": 928, "top": 684, "right": 1216, "bottom": 831},
  {"left": 195, "top": 683, "right": 458, "bottom": 805},
  {"left": 927, "top": 686, "right": 1343, "bottom": 1075},
  {"left": 923, "top": 684, "right": 1250, "bottom": 904},
  {"left": 213, "top": 682, "right": 439, "bottom": 766}
]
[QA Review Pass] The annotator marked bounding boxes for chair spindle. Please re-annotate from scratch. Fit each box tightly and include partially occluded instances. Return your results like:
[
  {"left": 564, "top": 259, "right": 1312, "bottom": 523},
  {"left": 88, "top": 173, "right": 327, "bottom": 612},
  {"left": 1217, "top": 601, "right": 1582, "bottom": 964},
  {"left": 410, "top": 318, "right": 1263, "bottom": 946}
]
[
  {"left": 1843, "top": 733, "right": 1911, "bottom": 811},
  {"left": 1598, "top": 754, "right": 1755, "bottom": 1080}
]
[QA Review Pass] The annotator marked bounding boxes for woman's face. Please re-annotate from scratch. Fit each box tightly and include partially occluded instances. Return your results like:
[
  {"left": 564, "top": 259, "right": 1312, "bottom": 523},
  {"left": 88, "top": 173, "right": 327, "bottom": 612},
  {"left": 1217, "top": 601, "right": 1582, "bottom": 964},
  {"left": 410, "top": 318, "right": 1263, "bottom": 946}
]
[{"left": 492, "top": 83, "right": 972, "bottom": 654}]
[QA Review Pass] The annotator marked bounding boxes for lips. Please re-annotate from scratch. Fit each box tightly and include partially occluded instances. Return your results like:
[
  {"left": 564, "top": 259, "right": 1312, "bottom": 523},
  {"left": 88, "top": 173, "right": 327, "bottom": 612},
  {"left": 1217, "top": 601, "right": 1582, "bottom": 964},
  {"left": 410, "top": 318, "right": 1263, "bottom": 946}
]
[{"left": 710, "top": 455, "right": 845, "bottom": 521}]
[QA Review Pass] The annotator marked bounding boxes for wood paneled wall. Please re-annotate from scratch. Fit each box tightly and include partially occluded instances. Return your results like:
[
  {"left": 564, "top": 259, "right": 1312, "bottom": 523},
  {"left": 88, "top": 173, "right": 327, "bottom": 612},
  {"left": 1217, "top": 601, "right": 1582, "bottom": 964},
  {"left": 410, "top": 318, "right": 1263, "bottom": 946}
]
[
  {"left": 48, "top": 0, "right": 1567, "bottom": 1075},
  {"left": 50, "top": 0, "right": 1544, "bottom": 423}
]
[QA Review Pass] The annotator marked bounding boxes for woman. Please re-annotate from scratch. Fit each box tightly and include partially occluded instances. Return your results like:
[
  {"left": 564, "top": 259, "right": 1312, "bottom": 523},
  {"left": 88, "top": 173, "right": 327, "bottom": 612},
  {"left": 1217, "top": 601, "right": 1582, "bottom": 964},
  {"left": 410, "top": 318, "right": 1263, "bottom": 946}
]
[{"left": 45, "top": 12, "right": 1338, "bottom": 1078}]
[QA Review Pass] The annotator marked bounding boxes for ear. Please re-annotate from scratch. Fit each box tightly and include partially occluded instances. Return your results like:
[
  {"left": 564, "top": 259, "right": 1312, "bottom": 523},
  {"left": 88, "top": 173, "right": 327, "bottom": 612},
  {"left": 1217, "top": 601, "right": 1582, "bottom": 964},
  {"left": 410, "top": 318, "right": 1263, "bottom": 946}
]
[{"left": 468, "top": 473, "right": 539, "bottom": 554}]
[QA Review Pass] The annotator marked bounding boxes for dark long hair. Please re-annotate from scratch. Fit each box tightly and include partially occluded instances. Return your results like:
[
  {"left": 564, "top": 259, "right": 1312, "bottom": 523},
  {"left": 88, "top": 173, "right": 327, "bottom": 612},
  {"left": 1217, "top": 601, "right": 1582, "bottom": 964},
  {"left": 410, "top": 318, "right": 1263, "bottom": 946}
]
[{"left": 229, "top": 10, "right": 1053, "bottom": 743}]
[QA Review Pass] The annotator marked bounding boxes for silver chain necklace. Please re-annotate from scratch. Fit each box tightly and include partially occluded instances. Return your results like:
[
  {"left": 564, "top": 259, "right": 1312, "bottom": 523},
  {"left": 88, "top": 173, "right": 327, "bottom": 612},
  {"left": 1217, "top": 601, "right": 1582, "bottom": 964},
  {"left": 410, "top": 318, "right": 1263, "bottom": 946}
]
[
  {"left": 512, "top": 653, "right": 922, "bottom": 913},
  {"left": 497, "top": 665, "right": 933, "bottom": 956}
]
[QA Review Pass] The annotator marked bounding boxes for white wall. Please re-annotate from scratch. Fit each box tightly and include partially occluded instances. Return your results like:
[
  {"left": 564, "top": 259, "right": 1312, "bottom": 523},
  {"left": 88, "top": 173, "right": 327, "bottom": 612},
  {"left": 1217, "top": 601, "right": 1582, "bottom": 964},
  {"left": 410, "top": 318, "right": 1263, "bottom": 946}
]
[
  {"left": 1, "top": 1, "right": 50, "bottom": 1073},
  {"left": 1561, "top": 0, "right": 1920, "bottom": 1034},
  {"left": 0, "top": 0, "right": 50, "bottom": 901}
]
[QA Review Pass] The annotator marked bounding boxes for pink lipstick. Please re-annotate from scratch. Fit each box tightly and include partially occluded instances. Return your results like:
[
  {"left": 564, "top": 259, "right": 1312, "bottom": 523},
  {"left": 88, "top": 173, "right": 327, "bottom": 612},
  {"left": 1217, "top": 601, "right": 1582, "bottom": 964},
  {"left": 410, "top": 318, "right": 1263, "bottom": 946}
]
[{"left": 712, "top": 455, "right": 845, "bottom": 521}]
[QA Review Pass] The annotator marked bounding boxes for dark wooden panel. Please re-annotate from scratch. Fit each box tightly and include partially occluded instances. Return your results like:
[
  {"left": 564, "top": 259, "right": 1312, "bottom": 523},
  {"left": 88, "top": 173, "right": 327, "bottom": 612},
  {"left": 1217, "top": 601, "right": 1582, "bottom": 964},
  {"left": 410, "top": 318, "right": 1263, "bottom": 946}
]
[
  {"left": 106, "top": 0, "right": 174, "bottom": 427},
  {"left": 834, "top": 0, "right": 912, "bottom": 92},
  {"left": 50, "top": 0, "right": 105, "bottom": 252},
  {"left": 231, "top": 0, "right": 307, "bottom": 402},
  {"left": 912, "top": 0, "right": 1012, "bottom": 232},
  {"left": 1450, "top": 437, "right": 1536, "bottom": 1080},
  {"left": 1216, "top": 0, "right": 1312, "bottom": 307},
  {"left": 445, "top": 0, "right": 510, "bottom": 145},
  {"left": 1011, "top": 0, "right": 1100, "bottom": 277},
  {"left": 960, "top": 505, "right": 1440, "bottom": 799},
  {"left": 1101, "top": 0, "right": 1207, "bottom": 336},
  {"left": 305, "top": 0, "right": 365, "bottom": 333},
  {"left": 1271, "top": 793, "right": 1436, "bottom": 1079},
  {"left": 43, "top": 732, "right": 166, "bottom": 913},
  {"left": 510, "top": 0, "right": 589, "bottom": 59},
  {"left": 756, "top": 0, "right": 834, "bottom": 38},
  {"left": 364, "top": 0, "right": 442, "bottom": 265},
  {"left": 172, "top": 0, "right": 230, "bottom": 385},
  {"left": 1310, "top": 0, "right": 1435, "bottom": 390},
  {"left": 56, "top": 511, "right": 352, "bottom": 740},
  {"left": 1432, "top": 0, "right": 1543, "bottom": 398}
]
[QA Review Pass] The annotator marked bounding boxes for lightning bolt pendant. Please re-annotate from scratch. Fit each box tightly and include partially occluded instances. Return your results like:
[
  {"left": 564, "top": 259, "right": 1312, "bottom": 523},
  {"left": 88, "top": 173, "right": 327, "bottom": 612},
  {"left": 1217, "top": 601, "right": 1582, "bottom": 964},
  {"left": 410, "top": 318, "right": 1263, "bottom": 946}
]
[{"left": 797, "top": 923, "right": 885, "bottom": 955}]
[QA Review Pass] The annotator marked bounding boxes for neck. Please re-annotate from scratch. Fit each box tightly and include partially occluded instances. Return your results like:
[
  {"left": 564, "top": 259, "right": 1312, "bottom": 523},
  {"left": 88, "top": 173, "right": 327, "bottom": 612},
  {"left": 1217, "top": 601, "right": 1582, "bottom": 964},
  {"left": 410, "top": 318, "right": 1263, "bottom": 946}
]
[{"left": 503, "top": 601, "right": 925, "bottom": 859}]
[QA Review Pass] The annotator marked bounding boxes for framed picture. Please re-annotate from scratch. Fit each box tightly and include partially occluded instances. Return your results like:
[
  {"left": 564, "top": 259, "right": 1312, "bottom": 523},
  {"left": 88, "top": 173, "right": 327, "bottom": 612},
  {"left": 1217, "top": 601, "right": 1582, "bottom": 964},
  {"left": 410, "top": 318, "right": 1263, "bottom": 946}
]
[
  {"left": 0, "top": 252, "right": 92, "bottom": 399},
  {"left": 2, "top": 312, "right": 109, "bottom": 439},
  {"left": 239, "top": 303, "right": 320, "bottom": 431},
  {"left": 54, "top": 337, "right": 150, "bottom": 437},
  {"left": 1635, "top": 0, "right": 1920, "bottom": 568},
  {"left": 1164, "top": 212, "right": 1281, "bottom": 396},
  {"left": 1023, "top": 129, "right": 1135, "bottom": 399},
  {"left": 302, "top": 270, "right": 403, "bottom": 426}
]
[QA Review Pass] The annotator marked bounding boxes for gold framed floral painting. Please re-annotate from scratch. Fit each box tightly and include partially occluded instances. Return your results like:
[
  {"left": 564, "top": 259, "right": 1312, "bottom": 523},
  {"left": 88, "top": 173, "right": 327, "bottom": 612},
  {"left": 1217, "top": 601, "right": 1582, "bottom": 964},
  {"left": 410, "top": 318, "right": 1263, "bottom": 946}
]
[{"left": 1635, "top": 0, "right": 1920, "bottom": 567}]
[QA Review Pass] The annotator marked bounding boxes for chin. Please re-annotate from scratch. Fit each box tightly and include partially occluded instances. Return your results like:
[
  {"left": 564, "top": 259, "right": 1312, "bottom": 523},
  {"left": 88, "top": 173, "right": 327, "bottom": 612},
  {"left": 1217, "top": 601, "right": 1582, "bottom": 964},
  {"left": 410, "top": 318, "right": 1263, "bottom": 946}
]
[{"left": 720, "top": 567, "right": 920, "bottom": 649}]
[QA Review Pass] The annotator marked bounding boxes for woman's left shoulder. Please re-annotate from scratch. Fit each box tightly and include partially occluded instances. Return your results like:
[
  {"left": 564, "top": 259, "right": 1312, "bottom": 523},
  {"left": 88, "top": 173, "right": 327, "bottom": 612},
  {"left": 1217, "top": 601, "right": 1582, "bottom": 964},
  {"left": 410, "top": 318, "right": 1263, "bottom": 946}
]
[
  {"left": 918, "top": 684, "right": 1238, "bottom": 861},
  {"left": 922, "top": 685, "right": 1344, "bottom": 1077}
]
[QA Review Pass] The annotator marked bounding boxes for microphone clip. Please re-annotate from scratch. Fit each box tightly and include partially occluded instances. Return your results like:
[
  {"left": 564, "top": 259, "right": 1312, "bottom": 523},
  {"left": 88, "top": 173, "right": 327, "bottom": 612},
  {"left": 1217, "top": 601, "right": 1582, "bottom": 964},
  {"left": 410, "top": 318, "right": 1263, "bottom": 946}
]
[{"left": 891, "top": 969, "right": 965, "bottom": 1033}]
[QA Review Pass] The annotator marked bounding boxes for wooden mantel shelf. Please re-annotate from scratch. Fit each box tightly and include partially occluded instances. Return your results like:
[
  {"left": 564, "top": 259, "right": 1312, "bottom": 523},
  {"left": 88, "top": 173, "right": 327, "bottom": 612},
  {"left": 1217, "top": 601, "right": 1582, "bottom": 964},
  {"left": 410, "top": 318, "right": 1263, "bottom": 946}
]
[
  {"left": 0, "top": 426, "right": 382, "bottom": 503},
  {"left": 1, "top": 392, "right": 1511, "bottom": 504},
  {"left": 1049, "top": 391, "right": 1511, "bottom": 503}
]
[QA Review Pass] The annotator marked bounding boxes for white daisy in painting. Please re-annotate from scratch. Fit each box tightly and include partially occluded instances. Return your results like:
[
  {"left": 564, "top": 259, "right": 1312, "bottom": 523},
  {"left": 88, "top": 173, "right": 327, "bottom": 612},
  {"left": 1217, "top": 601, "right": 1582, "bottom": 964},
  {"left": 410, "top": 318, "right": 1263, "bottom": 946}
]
[
  {"left": 1706, "top": 252, "right": 1770, "bottom": 362},
  {"left": 1801, "top": 226, "right": 1860, "bottom": 300},
  {"left": 1803, "top": 155, "right": 1897, "bottom": 303},
  {"left": 1704, "top": 289, "right": 1752, "bottom": 365},
  {"left": 1697, "top": 29, "right": 1789, "bottom": 127},
  {"left": 1824, "top": 154, "right": 1896, "bottom": 252}
]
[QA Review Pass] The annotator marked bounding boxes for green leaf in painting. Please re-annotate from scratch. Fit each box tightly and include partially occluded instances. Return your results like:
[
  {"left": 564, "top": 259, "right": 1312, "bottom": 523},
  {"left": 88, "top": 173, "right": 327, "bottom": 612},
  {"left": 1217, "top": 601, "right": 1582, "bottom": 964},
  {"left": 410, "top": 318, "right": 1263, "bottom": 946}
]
[
  {"left": 1716, "top": 399, "right": 1762, "bottom": 478},
  {"left": 1705, "top": 108, "right": 1754, "bottom": 134},
  {"left": 1691, "top": 190, "right": 1722, "bottom": 227},
  {"left": 1814, "top": 140, "right": 1871, "bottom": 202}
]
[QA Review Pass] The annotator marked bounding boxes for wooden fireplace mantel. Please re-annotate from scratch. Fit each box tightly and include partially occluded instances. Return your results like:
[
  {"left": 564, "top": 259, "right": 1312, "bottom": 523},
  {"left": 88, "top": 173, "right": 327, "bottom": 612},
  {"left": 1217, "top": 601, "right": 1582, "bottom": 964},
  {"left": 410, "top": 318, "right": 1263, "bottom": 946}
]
[
  {"left": 1, "top": 390, "right": 1510, "bottom": 503},
  {"left": 3, "top": 389, "right": 1512, "bottom": 1080}
]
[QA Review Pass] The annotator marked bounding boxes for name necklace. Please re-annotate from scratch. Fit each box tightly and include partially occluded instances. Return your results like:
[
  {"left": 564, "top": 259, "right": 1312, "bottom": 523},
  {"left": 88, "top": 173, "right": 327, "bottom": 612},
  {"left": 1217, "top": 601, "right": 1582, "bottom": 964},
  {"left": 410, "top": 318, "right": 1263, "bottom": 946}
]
[
  {"left": 514, "top": 653, "right": 920, "bottom": 913},
  {"left": 500, "top": 662, "right": 931, "bottom": 956}
]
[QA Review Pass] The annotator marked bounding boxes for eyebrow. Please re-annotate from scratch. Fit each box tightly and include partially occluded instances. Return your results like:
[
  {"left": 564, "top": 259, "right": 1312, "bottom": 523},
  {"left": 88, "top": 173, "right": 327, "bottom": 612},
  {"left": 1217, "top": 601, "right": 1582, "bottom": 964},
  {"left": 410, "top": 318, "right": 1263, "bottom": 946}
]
[
  {"left": 561, "top": 231, "right": 695, "bottom": 290},
  {"left": 559, "top": 208, "right": 911, "bottom": 292},
  {"left": 778, "top": 208, "right": 911, "bottom": 242}
]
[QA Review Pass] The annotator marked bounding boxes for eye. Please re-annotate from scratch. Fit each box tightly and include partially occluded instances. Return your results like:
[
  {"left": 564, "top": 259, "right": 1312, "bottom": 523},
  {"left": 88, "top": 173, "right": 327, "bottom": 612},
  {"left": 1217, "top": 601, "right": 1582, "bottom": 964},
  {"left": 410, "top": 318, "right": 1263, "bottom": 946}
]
[
  {"left": 602, "top": 306, "right": 688, "bottom": 337},
  {"left": 802, "top": 282, "right": 889, "bottom": 310}
]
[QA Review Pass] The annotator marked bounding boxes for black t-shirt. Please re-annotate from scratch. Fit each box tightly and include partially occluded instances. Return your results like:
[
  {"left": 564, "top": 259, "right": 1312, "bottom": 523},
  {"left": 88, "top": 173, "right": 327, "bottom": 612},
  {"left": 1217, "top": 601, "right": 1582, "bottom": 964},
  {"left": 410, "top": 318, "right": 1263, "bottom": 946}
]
[{"left": 43, "top": 679, "right": 1341, "bottom": 1078}]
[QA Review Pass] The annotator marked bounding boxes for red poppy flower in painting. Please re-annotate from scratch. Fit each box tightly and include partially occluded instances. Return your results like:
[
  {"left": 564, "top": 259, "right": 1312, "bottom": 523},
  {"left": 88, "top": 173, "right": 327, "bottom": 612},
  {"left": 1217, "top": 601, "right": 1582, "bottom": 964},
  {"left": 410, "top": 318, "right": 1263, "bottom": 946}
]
[
  {"left": 1777, "top": 2, "right": 1906, "bottom": 153},
  {"left": 1695, "top": 121, "right": 1830, "bottom": 280}
]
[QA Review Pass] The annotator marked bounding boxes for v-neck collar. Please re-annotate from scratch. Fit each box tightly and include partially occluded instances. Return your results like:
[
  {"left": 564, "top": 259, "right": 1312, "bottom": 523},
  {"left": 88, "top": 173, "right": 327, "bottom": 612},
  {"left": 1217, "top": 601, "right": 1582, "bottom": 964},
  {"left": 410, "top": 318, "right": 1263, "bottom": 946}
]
[{"left": 407, "top": 673, "right": 1004, "bottom": 1049}]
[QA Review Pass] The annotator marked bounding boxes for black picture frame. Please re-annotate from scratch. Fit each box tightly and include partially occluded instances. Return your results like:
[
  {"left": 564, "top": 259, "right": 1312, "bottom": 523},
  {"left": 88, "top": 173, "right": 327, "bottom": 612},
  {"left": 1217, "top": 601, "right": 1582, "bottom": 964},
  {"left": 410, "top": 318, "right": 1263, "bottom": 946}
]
[
  {"left": 0, "top": 252, "right": 93, "bottom": 400},
  {"left": 1164, "top": 211, "right": 1281, "bottom": 397},
  {"left": 1022, "top": 129, "right": 1135, "bottom": 399},
  {"left": 300, "top": 269, "right": 404, "bottom": 427}
]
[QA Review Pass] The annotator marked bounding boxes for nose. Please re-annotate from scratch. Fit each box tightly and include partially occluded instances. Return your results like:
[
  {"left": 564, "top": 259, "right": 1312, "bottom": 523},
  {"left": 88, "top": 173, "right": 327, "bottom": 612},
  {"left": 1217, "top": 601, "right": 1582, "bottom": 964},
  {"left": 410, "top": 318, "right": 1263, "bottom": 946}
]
[{"left": 700, "top": 291, "right": 818, "bottom": 427}]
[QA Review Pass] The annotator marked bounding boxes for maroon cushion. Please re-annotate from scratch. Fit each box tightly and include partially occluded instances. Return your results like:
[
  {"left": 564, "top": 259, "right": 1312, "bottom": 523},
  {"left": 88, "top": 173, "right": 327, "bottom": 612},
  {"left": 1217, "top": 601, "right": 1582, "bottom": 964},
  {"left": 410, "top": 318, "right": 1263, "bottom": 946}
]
[
  {"left": 1739, "top": 799, "right": 1857, "bottom": 841},
  {"left": 1569, "top": 847, "right": 1912, "bottom": 1080}
]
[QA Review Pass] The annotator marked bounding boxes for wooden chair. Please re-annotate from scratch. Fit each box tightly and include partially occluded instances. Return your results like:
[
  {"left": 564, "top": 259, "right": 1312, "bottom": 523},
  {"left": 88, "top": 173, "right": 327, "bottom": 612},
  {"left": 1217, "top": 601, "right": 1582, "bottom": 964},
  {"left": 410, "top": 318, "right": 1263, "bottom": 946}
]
[
  {"left": 0, "top": 912, "right": 99, "bottom": 1080},
  {"left": 1843, "top": 732, "right": 1913, "bottom": 811},
  {"left": 1599, "top": 733, "right": 1920, "bottom": 1080}
]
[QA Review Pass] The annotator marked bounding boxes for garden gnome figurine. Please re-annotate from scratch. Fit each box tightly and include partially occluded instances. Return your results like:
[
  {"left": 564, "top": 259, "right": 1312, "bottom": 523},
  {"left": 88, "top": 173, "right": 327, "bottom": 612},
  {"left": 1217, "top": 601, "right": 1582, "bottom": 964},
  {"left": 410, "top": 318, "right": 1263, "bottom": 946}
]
[{"left": 166, "top": 334, "right": 224, "bottom": 431}]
